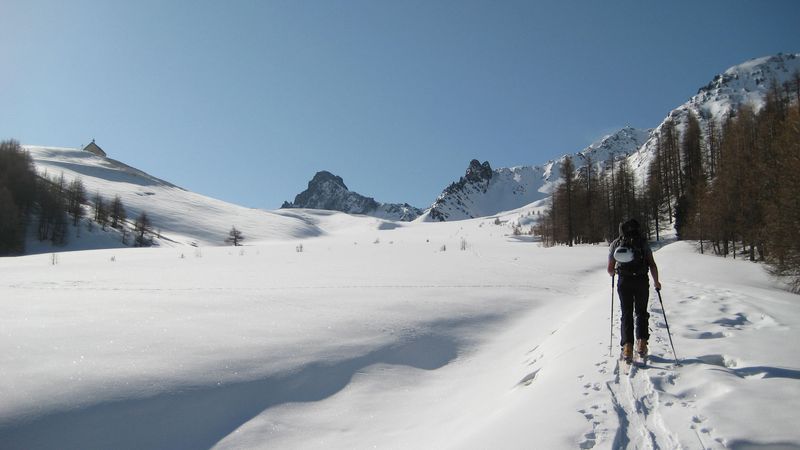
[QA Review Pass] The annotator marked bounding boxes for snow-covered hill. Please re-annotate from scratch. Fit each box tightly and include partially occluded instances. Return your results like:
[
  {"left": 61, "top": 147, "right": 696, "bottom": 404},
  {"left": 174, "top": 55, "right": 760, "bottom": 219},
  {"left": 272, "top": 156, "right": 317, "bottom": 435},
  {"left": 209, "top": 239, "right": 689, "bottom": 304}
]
[
  {"left": 281, "top": 170, "right": 423, "bottom": 221},
  {"left": 22, "top": 145, "right": 329, "bottom": 250},
  {"left": 423, "top": 127, "right": 650, "bottom": 221},
  {"left": 1, "top": 209, "right": 798, "bottom": 449}
]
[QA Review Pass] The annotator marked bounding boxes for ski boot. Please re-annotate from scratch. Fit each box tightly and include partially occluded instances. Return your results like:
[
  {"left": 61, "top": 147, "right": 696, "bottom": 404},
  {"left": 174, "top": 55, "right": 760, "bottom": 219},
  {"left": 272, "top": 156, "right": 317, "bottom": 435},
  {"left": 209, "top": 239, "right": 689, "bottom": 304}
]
[
  {"left": 621, "top": 343, "right": 633, "bottom": 363},
  {"left": 636, "top": 339, "right": 648, "bottom": 363}
]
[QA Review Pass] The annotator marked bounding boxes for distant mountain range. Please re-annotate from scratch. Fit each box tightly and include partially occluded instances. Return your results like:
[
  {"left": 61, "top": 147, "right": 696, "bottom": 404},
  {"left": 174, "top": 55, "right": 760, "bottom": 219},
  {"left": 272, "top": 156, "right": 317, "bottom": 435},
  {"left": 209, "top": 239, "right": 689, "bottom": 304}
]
[
  {"left": 282, "top": 53, "right": 799, "bottom": 221},
  {"left": 19, "top": 53, "right": 800, "bottom": 252}
]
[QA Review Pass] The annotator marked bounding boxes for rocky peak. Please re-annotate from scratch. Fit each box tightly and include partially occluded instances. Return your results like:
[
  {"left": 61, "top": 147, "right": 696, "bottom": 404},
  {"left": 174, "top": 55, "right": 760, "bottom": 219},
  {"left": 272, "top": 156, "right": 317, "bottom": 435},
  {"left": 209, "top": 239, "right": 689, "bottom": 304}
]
[
  {"left": 282, "top": 170, "right": 423, "bottom": 221},
  {"left": 465, "top": 159, "right": 493, "bottom": 183},
  {"left": 309, "top": 171, "right": 348, "bottom": 190}
]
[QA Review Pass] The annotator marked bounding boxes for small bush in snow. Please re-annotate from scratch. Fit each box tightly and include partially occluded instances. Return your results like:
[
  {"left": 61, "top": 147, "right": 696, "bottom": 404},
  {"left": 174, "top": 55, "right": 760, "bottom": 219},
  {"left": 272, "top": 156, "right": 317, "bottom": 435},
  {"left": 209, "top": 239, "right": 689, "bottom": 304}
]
[
  {"left": 460, "top": 238, "right": 467, "bottom": 251},
  {"left": 440, "top": 244, "right": 447, "bottom": 252},
  {"left": 296, "top": 243, "right": 304, "bottom": 253}
]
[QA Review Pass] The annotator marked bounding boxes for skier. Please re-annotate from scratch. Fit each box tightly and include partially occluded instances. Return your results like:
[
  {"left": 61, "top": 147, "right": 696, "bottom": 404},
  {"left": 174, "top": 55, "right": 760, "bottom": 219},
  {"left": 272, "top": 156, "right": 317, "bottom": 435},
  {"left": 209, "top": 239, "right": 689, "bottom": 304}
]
[{"left": 607, "top": 219, "right": 661, "bottom": 363}]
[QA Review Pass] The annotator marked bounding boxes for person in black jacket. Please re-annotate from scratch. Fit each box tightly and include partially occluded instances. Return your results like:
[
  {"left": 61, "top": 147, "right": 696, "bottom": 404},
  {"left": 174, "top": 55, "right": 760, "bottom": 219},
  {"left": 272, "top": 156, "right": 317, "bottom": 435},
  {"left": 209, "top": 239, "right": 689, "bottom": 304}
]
[{"left": 607, "top": 219, "right": 662, "bottom": 361}]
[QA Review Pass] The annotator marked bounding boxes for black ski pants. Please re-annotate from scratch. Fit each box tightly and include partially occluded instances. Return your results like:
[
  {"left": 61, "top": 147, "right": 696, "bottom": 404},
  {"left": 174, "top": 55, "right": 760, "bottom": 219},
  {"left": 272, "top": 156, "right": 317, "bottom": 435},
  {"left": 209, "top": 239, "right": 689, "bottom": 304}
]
[{"left": 617, "top": 275, "right": 650, "bottom": 347}]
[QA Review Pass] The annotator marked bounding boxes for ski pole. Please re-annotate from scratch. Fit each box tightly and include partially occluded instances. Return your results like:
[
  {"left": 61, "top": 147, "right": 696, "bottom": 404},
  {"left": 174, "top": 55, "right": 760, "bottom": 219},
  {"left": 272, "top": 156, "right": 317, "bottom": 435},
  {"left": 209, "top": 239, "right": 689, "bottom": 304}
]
[
  {"left": 656, "top": 287, "right": 681, "bottom": 366},
  {"left": 609, "top": 274, "right": 615, "bottom": 357}
]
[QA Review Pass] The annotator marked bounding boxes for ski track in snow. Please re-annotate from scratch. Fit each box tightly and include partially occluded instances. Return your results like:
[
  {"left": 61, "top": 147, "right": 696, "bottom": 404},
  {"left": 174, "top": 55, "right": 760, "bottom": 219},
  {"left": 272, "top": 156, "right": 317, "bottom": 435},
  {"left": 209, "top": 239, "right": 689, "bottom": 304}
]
[{"left": 577, "top": 261, "right": 799, "bottom": 450}]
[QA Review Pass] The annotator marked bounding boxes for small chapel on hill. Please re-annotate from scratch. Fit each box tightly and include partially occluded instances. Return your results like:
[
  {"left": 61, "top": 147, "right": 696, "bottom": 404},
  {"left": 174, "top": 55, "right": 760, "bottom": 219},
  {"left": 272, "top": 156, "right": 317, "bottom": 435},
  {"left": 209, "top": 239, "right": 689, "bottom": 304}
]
[{"left": 83, "top": 139, "right": 106, "bottom": 157}]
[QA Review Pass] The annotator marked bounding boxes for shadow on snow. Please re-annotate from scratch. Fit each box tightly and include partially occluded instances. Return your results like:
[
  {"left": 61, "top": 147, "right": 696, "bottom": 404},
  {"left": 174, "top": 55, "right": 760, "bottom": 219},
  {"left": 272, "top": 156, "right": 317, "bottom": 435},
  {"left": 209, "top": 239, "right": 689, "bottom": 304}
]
[{"left": 0, "top": 334, "right": 459, "bottom": 450}]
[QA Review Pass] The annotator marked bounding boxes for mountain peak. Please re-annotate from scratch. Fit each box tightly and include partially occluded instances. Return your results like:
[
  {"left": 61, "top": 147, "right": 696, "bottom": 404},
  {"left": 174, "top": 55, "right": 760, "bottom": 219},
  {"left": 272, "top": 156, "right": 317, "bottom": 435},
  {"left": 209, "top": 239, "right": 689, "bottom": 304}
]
[
  {"left": 309, "top": 171, "right": 348, "bottom": 191},
  {"left": 690, "top": 52, "right": 800, "bottom": 119},
  {"left": 465, "top": 159, "right": 493, "bottom": 183},
  {"left": 699, "top": 53, "right": 799, "bottom": 96},
  {"left": 282, "top": 171, "right": 423, "bottom": 221},
  {"left": 629, "top": 52, "right": 800, "bottom": 181}
]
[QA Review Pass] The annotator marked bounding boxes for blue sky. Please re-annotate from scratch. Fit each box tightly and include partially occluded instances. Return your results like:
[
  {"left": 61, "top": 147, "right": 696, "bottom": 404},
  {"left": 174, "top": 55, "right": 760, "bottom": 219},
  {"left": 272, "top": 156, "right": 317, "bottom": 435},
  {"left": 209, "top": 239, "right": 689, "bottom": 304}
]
[{"left": 1, "top": 1, "right": 798, "bottom": 209}]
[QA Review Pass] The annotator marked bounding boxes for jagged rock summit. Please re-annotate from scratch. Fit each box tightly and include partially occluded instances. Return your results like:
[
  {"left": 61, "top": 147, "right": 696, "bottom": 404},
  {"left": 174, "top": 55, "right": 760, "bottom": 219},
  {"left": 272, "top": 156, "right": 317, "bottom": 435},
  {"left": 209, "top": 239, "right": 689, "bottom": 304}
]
[
  {"left": 282, "top": 170, "right": 423, "bottom": 221},
  {"left": 465, "top": 159, "right": 493, "bottom": 183},
  {"left": 283, "top": 171, "right": 375, "bottom": 212},
  {"left": 424, "top": 158, "right": 537, "bottom": 222}
]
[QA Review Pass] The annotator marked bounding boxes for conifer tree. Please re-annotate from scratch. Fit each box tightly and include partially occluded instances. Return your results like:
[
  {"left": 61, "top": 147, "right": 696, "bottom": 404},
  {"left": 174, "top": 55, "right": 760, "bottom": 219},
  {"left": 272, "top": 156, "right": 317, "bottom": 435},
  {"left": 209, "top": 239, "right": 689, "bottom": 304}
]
[
  {"left": 92, "top": 192, "right": 106, "bottom": 230},
  {"left": 110, "top": 195, "right": 126, "bottom": 229},
  {"left": 134, "top": 211, "right": 151, "bottom": 247},
  {"left": 66, "top": 178, "right": 87, "bottom": 226},
  {"left": 226, "top": 226, "right": 245, "bottom": 246},
  {"left": 675, "top": 112, "right": 706, "bottom": 239},
  {"left": 0, "top": 140, "right": 38, "bottom": 254}
]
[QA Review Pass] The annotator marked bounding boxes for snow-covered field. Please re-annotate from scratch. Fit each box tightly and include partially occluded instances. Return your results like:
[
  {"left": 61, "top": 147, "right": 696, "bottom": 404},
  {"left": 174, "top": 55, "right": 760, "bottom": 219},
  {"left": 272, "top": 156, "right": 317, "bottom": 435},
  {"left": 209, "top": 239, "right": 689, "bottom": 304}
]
[{"left": 1, "top": 209, "right": 798, "bottom": 450}]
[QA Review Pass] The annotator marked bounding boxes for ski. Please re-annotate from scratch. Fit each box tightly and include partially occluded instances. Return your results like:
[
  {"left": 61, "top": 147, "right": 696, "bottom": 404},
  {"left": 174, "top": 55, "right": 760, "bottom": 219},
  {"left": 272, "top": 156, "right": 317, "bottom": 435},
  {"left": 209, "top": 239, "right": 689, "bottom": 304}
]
[
  {"left": 621, "top": 355, "right": 633, "bottom": 376},
  {"left": 633, "top": 350, "right": 648, "bottom": 368}
]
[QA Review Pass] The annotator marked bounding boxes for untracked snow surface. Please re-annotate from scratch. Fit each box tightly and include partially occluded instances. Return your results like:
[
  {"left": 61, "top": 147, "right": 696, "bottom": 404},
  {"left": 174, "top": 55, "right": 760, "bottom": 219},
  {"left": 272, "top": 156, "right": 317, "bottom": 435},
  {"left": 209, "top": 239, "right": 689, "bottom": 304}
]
[{"left": 1, "top": 210, "right": 799, "bottom": 449}]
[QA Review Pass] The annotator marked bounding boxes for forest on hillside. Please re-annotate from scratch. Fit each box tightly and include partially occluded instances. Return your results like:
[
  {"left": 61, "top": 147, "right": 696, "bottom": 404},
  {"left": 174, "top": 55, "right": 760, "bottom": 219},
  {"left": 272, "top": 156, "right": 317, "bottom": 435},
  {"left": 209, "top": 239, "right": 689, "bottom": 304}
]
[
  {"left": 0, "top": 140, "right": 153, "bottom": 255},
  {"left": 539, "top": 75, "right": 800, "bottom": 292}
]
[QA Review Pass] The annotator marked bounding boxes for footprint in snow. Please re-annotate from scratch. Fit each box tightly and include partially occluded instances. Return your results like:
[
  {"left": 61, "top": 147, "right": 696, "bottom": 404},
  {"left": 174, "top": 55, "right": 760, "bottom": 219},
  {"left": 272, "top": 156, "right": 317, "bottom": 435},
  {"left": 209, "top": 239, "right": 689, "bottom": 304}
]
[
  {"left": 578, "top": 431, "right": 596, "bottom": 449},
  {"left": 518, "top": 369, "right": 540, "bottom": 387}
]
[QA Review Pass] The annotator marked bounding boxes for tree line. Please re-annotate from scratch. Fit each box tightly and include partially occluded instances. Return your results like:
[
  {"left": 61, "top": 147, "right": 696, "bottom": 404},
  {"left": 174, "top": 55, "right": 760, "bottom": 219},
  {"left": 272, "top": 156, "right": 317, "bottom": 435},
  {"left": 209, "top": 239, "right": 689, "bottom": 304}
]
[
  {"left": 537, "top": 151, "right": 642, "bottom": 247},
  {"left": 0, "top": 140, "right": 157, "bottom": 255},
  {"left": 539, "top": 74, "right": 800, "bottom": 291}
]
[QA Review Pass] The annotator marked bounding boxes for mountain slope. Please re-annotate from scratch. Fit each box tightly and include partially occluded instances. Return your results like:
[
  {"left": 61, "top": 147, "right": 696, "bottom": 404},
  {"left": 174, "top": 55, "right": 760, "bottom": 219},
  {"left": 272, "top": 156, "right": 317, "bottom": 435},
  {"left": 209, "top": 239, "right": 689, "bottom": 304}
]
[
  {"left": 425, "top": 53, "right": 800, "bottom": 222},
  {"left": 24, "top": 145, "right": 323, "bottom": 248},
  {"left": 422, "top": 127, "right": 651, "bottom": 221},
  {"left": 282, "top": 170, "right": 423, "bottom": 221},
  {"left": 630, "top": 53, "right": 800, "bottom": 179}
]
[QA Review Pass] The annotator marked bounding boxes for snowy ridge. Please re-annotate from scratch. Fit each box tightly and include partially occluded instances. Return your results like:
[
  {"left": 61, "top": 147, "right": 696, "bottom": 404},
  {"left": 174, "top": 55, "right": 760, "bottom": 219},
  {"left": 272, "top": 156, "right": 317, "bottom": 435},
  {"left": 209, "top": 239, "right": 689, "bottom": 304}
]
[
  {"left": 695, "top": 53, "right": 800, "bottom": 120},
  {"left": 629, "top": 53, "right": 800, "bottom": 179},
  {"left": 540, "top": 126, "right": 652, "bottom": 195},
  {"left": 24, "top": 145, "right": 325, "bottom": 249},
  {"left": 423, "top": 127, "right": 650, "bottom": 222},
  {"left": 421, "top": 159, "right": 545, "bottom": 222}
]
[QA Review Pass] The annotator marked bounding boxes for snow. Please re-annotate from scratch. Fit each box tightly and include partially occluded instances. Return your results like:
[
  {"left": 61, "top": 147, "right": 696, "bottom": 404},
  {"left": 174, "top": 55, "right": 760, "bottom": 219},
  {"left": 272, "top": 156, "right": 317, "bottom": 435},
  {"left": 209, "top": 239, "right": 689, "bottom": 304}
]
[
  {"left": 23, "top": 145, "right": 321, "bottom": 249},
  {"left": 4, "top": 54, "right": 800, "bottom": 448},
  {"left": 2, "top": 206, "right": 799, "bottom": 449}
]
